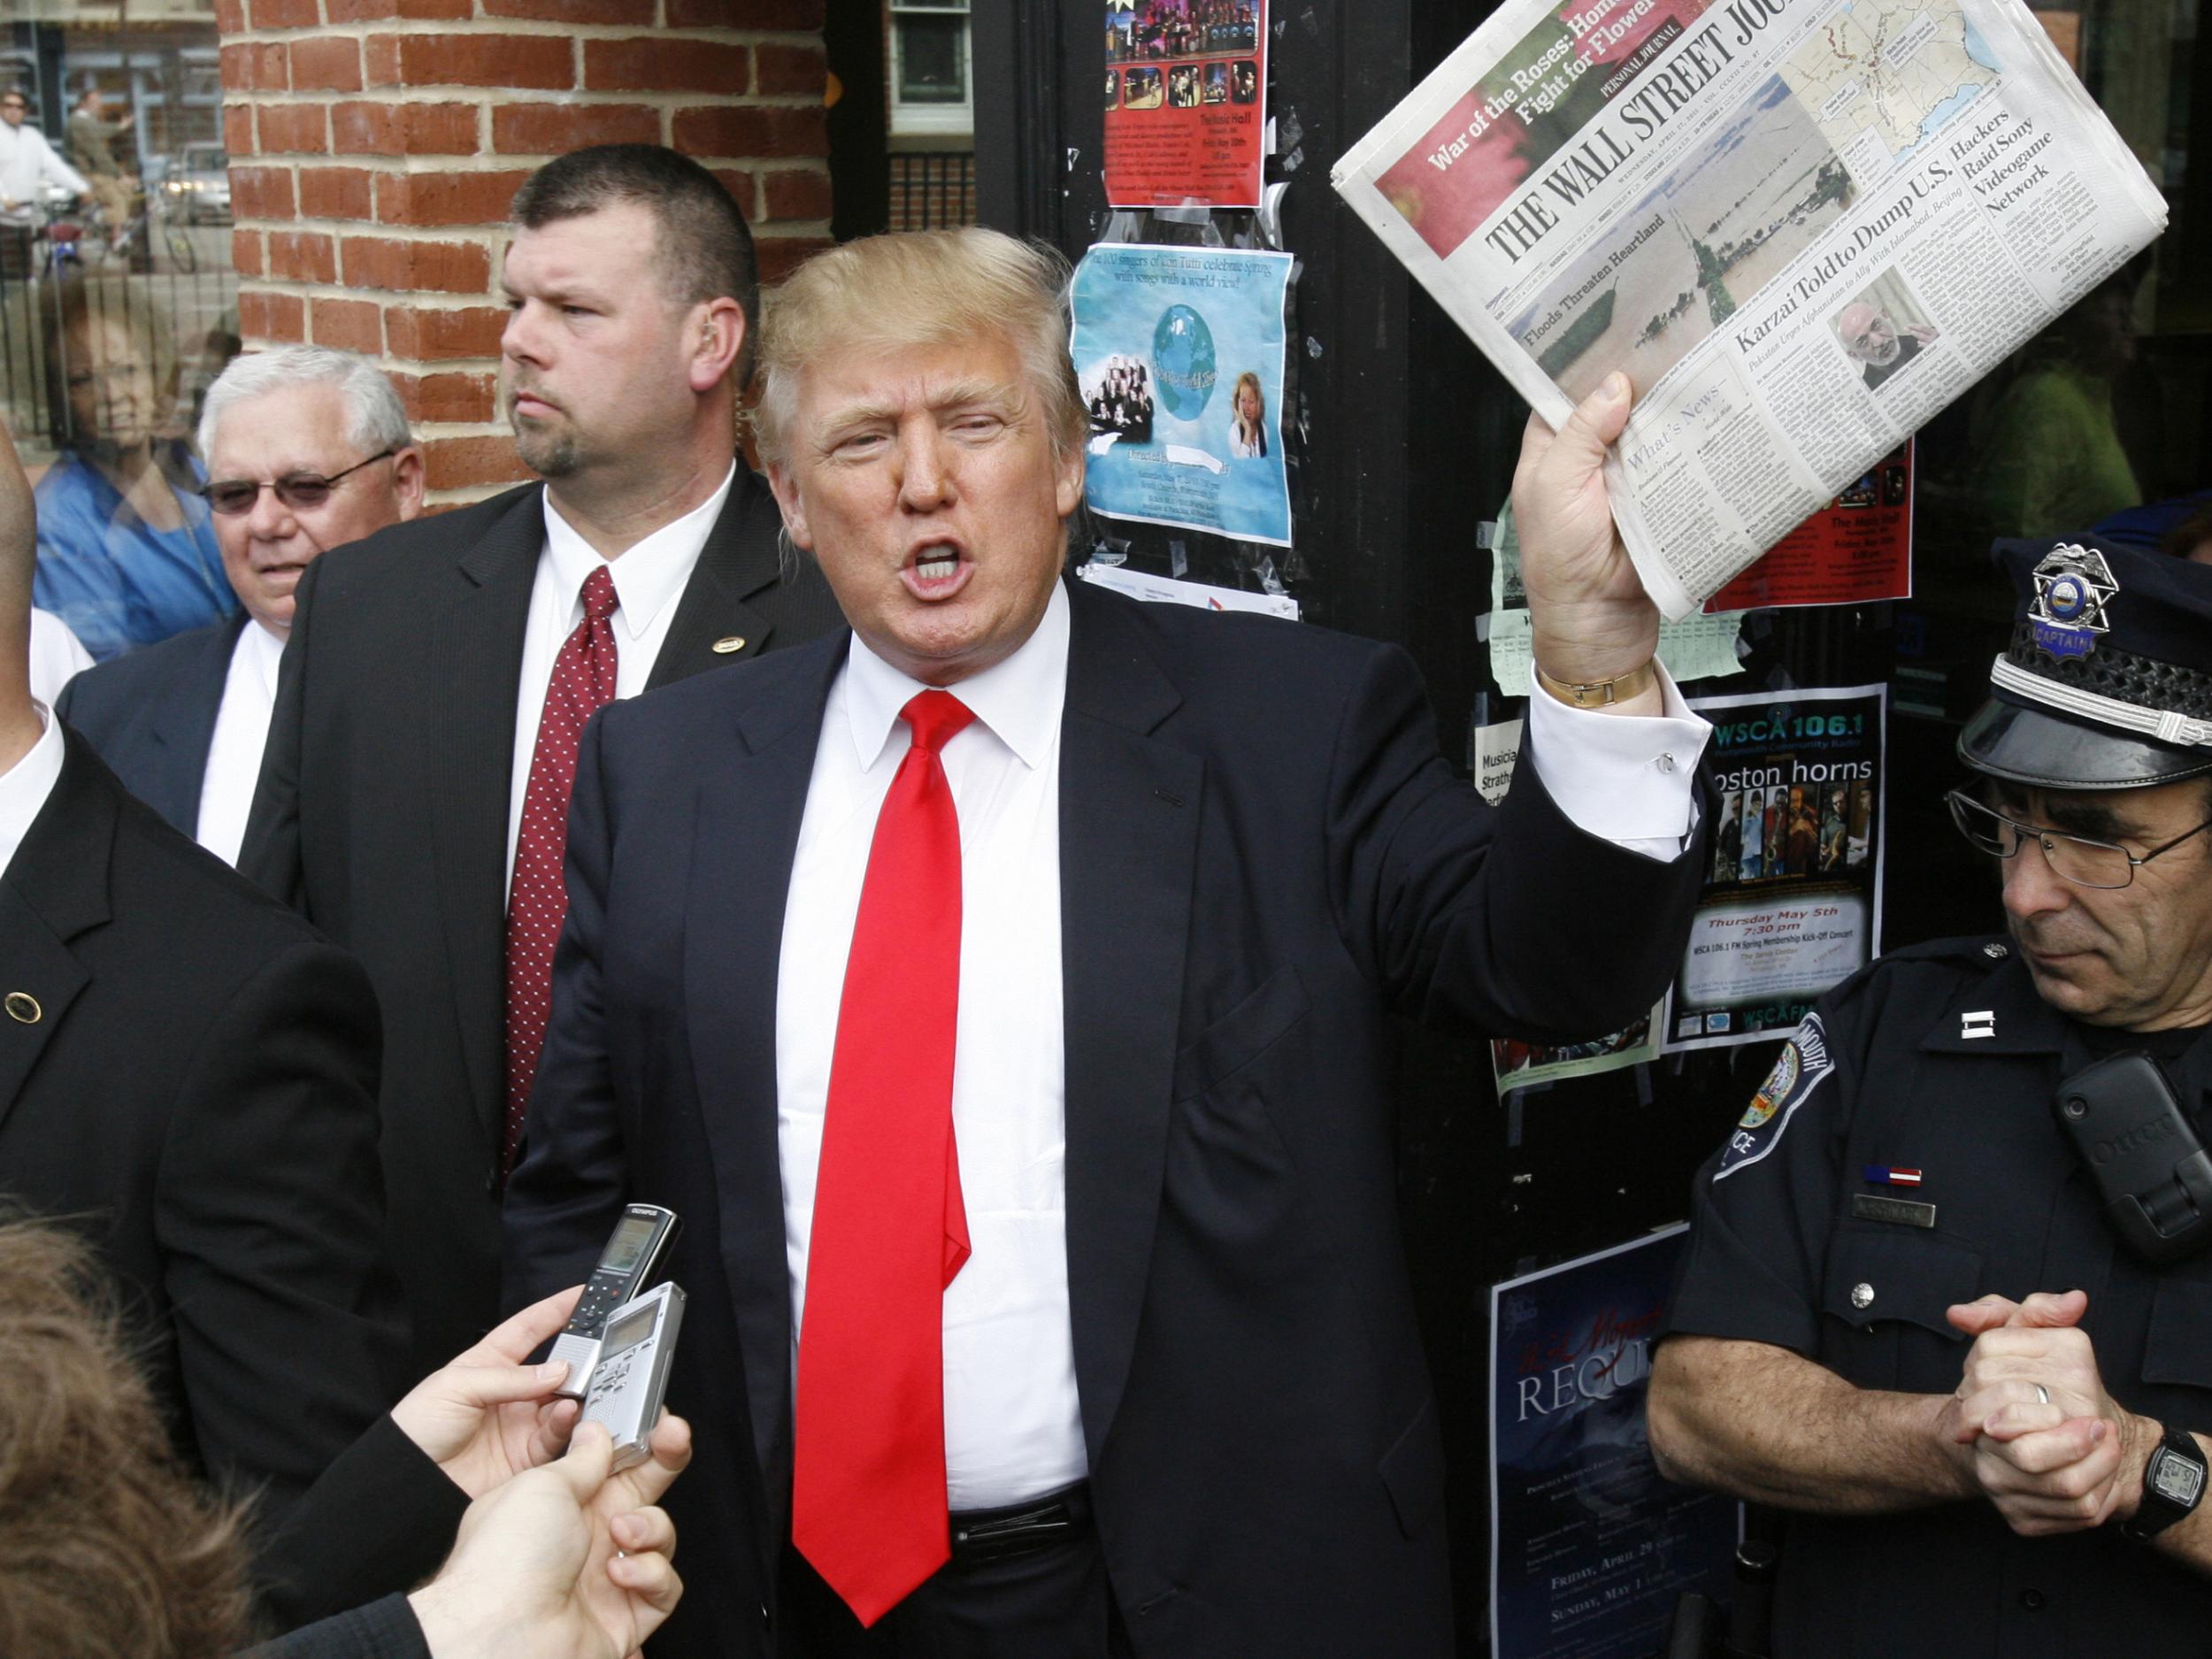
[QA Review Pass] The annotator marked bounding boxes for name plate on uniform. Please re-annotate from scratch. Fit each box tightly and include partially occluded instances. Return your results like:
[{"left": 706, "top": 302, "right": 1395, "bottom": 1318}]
[{"left": 1851, "top": 1193, "right": 1937, "bottom": 1229}]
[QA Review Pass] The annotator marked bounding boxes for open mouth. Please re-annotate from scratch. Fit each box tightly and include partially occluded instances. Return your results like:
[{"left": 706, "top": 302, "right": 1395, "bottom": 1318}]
[{"left": 902, "top": 541, "right": 971, "bottom": 598}]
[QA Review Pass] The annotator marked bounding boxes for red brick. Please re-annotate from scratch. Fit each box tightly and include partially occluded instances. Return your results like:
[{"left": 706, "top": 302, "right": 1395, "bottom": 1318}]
[
  {"left": 241, "top": 290, "right": 307, "bottom": 343},
  {"left": 269, "top": 227, "right": 338, "bottom": 282},
  {"left": 585, "top": 38, "right": 749, "bottom": 96},
  {"left": 232, "top": 165, "right": 298, "bottom": 219},
  {"left": 704, "top": 167, "right": 757, "bottom": 215},
  {"left": 423, "top": 435, "right": 534, "bottom": 492},
  {"left": 485, "top": 0, "right": 653, "bottom": 21},
  {"left": 672, "top": 104, "right": 825, "bottom": 160},
  {"left": 376, "top": 169, "right": 532, "bottom": 227},
  {"left": 221, "top": 42, "right": 291, "bottom": 93},
  {"left": 393, "top": 370, "right": 498, "bottom": 425},
  {"left": 232, "top": 228, "right": 265, "bottom": 277},
  {"left": 214, "top": 0, "right": 247, "bottom": 33},
  {"left": 331, "top": 0, "right": 473, "bottom": 14},
  {"left": 762, "top": 167, "right": 831, "bottom": 223},
  {"left": 385, "top": 303, "right": 511, "bottom": 362},
  {"left": 223, "top": 104, "right": 256, "bottom": 157},
  {"left": 668, "top": 0, "right": 819, "bottom": 24},
  {"left": 755, "top": 234, "right": 830, "bottom": 283},
  {"left": 755, "top": 42, "right": 825, "bottom": 96},
  {"left": 298, "top": 165, "right": 375, "bottom": 219},
  {"left": 491, "top": 101, "right": 661, "bottom": 155},
  {"left": 250, "top": 0, "right": 321, "bottom": 26},
  {"left": 341, "top": 234, "right": 491, "bottom": 294},
  {"left": 396, "top": 34, "right": 573, "bottom": 88},
  {"left": 364, "top": 35, "right": 401, "bottom": 86},
  {"left": 257, "top": 103, "right": 328, "bottom": 155},
  {"left": 324, "top": 0, "right": 396, "bottom": 15},
  {"left": 289, "top": 35, "right": 364, "bottom": 91},
  {"left": 333, "top": 101, "right": 478, "bottom": 156},
  {"left": 310, "top": 296, "right": 384, "bottom": 353}
]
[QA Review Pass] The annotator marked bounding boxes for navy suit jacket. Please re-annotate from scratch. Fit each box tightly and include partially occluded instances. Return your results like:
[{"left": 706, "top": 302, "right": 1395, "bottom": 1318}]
[
  {"left": 503, "top": 577, "right": 1707, "bottom": 1656},
  {"left": 57, "top": 611, "right": 247, "bottom": 837}
]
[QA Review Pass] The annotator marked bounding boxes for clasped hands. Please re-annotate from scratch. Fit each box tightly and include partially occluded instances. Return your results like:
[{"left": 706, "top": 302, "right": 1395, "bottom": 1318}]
[{"left": 1936, "top": 1288, "right": 2152, "bottom": 1538}]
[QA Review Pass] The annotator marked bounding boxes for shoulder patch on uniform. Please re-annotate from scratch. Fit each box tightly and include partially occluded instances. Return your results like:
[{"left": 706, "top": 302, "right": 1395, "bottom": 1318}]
[{"left": 1716, "top": 1014, "right": 1836, "bottom": 1180}]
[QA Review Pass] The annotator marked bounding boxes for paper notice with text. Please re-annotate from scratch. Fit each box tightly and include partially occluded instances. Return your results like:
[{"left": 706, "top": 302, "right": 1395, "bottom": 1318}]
[{"left": 1332, "top": 0, "right": 2164, "bottom": 618}]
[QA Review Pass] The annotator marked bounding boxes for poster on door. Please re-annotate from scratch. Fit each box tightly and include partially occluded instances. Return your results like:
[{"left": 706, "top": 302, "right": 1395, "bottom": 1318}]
[{"left": 1103, "top": 0, "right": 1268, "bottom": 208}]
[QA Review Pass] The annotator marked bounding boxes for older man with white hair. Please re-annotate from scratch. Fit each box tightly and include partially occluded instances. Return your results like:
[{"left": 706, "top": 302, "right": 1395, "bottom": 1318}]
[{"left": 58, "top": 343, "right": 422, "bottom": 863}]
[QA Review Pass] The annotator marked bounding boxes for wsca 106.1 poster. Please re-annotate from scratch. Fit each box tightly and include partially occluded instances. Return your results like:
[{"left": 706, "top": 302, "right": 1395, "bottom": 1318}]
[
  {"left": 1490, "top": 1226, "right": 1733, "bottom": 1659},
  {"left": 1071, "top": 243, "right": 1294, "bottom": 546},
  {"left": 1664, "top": 685, "right": 1886, "bottom": 1051}
]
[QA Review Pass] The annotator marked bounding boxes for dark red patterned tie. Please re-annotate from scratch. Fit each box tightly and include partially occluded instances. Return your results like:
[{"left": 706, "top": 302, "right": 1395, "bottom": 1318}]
[
  {"left": 792, "top": 689, "right": 975, "bottom": 1626},
  {"left": 502, "top": 564, "right": 618, "bottom": 1175}
]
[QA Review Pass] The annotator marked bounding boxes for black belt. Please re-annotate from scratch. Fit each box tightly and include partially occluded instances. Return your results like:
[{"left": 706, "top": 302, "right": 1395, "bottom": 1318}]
[{"left": 948, "top": 1481, "right": 1093, "bottom": 1567}]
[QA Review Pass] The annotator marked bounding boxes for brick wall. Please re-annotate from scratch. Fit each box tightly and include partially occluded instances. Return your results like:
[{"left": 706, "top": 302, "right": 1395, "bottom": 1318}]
[{"left": 218, "top": 0, "right": 832, "bottom": 503}]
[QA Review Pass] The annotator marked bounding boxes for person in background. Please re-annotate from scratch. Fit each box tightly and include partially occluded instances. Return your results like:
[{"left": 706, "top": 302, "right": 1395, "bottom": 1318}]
[
  {"left": 1227, "top": 368, "right": 1268, "bottom": 458},
  {"left": 0, "top": 86, "right": 88, "bottom": 277},
  {"left": 65, "top": 83, "right": 133, "bottom": 240},
  {"left": 59, "top": 346, "right": 422, "bottom": 863},
  {"left": 32, "top": 276, "right": 233, "bottom": 659}
]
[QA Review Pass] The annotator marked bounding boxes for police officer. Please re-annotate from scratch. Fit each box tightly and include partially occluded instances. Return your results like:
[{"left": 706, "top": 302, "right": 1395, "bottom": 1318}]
[{"left": 1647, "top": 534, "right": 2212, "bottom": 1658}]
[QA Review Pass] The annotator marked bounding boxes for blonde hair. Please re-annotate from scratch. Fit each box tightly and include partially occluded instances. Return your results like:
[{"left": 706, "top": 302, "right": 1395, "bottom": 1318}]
[{"left": 753, "top": 228, "right": 1087, "bottom": 470}]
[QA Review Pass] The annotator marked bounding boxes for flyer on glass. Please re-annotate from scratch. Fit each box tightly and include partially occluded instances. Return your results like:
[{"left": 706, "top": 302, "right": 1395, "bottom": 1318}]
[
  {"left": 1664, "top": 684, "right": 1886, "bottom": 1051},
  {"left": 1104, "top": 0, "right": 1268, "bottom": 209},
  {"left": 1704, "top": 441, "right": 1913, "bottom": 611},
  {"left": 1490, "top": 1225, "right": 1735, "bottom": 1659},
  {"left": 1071, "top": 243, "right": 1294, "bottom": 547}
]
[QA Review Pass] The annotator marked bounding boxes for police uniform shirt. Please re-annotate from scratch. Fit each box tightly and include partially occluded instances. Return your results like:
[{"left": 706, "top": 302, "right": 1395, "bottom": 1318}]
[{"left": 1663, "top": 936, "right": 2212, "bottom": 1659}]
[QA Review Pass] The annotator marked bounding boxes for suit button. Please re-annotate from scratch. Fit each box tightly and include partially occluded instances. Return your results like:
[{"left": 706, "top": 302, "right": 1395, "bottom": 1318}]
[{"left": 2020, "top": 1589, "right": 2046, "bottom": 1611}]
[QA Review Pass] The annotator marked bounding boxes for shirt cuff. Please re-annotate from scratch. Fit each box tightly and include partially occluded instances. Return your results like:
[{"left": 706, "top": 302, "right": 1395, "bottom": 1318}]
[{"left": 1525, "top": 662, "right": 1710, "bottom": 860}]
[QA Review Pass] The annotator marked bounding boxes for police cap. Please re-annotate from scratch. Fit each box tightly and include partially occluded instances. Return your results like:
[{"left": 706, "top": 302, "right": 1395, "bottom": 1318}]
[{"left": 1959, "top": 534, "right": 2212, "bottom": 790}]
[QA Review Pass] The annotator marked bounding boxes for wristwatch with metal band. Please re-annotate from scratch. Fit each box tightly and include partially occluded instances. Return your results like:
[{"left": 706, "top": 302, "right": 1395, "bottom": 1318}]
[{"left": 2120, "top": 1425, "right": 2207, "bottom": 1543}]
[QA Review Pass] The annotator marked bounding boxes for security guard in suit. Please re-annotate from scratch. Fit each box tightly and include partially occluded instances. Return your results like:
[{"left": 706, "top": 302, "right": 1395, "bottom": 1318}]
[{"left": 1647, "top": 534, "right": 2212, "bottom": 1658}]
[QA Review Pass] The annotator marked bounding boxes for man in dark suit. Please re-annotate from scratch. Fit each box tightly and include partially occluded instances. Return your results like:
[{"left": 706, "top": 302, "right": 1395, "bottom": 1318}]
[
  {"left": 241, "top": 145, "right": 845, "bottom": 1379},
  {"left": 505, "top": 229, "right": 1714, "bottom": 1655},
  {"left": 59, "top": 345, "right": 423, "bottom": 862},
  {"left": 0, "top": 416, "right": 404, "bottom": 1539}
]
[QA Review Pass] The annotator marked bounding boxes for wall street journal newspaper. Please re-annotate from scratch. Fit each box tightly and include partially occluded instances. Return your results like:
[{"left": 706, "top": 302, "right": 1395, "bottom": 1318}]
[{"left": 1332, "top": 0, "right": 2164, "bottom": 618}]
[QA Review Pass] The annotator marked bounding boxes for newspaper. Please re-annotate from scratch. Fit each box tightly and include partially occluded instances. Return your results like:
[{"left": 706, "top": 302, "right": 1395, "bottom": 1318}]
[{"left": 1332, "top": 0, "right": 2166, "bottom": 618}]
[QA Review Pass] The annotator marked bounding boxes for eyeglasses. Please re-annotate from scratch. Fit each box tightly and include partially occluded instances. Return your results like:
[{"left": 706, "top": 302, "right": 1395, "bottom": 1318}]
[
  {"left": 1945, "top": 788, "right": 2212, "bottom": 890},
  {"left": 199, "top": 449, "right": 394, "bottom": 516}
]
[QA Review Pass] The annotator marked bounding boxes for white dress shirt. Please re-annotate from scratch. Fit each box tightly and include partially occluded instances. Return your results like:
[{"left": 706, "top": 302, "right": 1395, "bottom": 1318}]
[
  {"left": 504, "top": 465, "right": 735, "bottom": 893},
  {"left": 0, "top": 703, "right": 64, "bottom": 879},
  {"left": 28, "top": 608, "right": 92, "bottom": 707},
  {"left": 0, "top": 122, "right": 87, "bottom": 225},
  {"left": 774, "top": 585, "right": 1710, "bottom": 1511},
  {"left": 196, "top": 620, "right": 286, "bottom": 867}
]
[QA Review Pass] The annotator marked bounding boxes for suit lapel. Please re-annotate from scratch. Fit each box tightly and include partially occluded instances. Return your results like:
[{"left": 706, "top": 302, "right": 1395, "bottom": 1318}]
[
  {"left": 427, "top": 489, "right": 541, "bottom": 1142},
  {"left": 647, "top": 468, "right": 784, "bottom": 690},
  {"left": 0, "top": 736, "right": 111, "bottom": 1138},
  {"left": 1056, "top": 580, "right": 1201, "bottom": 1463},
  {"left": 682, "top": 632, "right": 849, "bottom": 1479},
  {"left": 145, "top": 613, "right": 247, "bottom": 833}
]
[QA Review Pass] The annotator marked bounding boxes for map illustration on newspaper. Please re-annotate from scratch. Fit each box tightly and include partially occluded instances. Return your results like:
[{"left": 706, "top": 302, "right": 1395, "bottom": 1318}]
[{"left": 1333, "top": 0, "right": 2165, "bottom": 618}]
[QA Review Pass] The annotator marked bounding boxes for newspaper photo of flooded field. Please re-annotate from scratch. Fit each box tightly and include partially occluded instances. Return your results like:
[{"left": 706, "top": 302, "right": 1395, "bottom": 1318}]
[{"left": 1508, "top": 74, "right": 1855, "bottom": 403}]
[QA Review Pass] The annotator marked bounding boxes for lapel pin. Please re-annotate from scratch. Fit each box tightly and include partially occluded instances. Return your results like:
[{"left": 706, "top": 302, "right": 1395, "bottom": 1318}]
[
  {"left": 1961, "top": 1010, "right": 1995, "bottom": 1040},
  {"left": 711, "top": 636, "right": 748, "bottom": 655},
  {"left": 1863, "top": 1165, "right": 1923, "bottom": 1187},
  {"left": 4, "top": 991, "right": 41, "bottom": 1024}
]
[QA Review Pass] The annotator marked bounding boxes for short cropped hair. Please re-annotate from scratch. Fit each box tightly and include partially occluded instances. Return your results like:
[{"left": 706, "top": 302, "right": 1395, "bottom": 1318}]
[
  {"left": 0, "top": 1217, "right": 251, "bottom": 1658},
  {"left": 196, "top": 343, "right": 412, "bottom": 463},
  {"left": 753, "top": 228, "right": 1087, "bottom": 472},
  {"left": 511, "top": 144, "right": 757, "bottom": 379}
]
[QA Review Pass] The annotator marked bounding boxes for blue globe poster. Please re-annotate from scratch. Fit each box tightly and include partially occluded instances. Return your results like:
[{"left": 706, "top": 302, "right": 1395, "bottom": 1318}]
[{"left": 1070, "top": 243, "right": 1294, "bottom": 547}]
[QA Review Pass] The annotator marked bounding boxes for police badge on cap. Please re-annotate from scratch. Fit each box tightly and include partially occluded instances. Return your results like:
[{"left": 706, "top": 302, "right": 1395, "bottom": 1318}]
[{"left": 1960, "top": 534, "right": 2212, "bottom": 789}]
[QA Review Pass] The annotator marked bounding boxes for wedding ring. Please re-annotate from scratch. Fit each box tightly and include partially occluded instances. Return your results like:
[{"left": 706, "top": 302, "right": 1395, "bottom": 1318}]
[{"left": 2034, "top": 1383, "right": 2051, "bottom": 1406}]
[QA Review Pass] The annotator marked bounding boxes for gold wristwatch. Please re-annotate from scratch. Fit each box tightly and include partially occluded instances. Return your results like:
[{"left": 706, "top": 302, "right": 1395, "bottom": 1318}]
[{"left": 1533, "top": 658, "right": 1659, "bottom": 709}]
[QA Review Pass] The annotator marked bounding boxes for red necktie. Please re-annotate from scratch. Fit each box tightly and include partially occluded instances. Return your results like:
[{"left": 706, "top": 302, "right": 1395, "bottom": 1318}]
[
  {"left": 793, "top": 689, "right": 975, "bottom": 1627},
  {"left": 502, "top": 564, "right": 619, "bottom": 1175}
]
